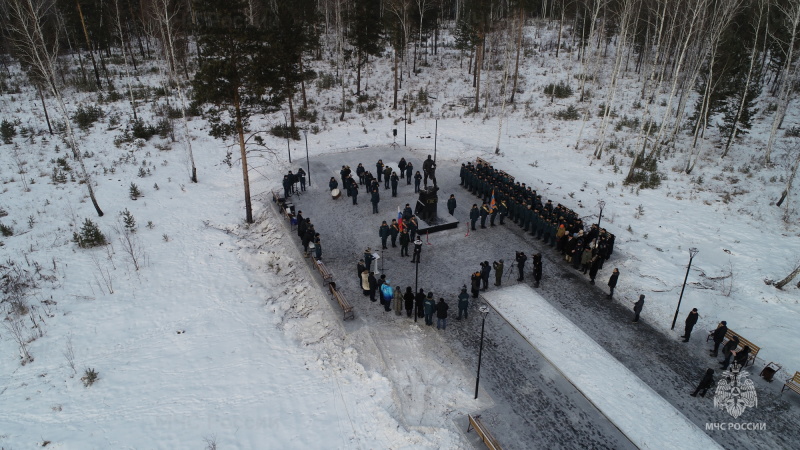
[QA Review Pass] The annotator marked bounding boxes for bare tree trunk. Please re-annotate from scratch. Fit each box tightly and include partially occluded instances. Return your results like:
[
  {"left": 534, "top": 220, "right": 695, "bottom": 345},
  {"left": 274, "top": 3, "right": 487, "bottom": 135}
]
[
  {"left": 556, "top": 2, "right": 564, "bottom": 58},
  {"left": 75, "top": 0, "right": 101, "bottom": 90},
  {"left": 234, "top": 93, "right": 253, "bottom": 224},
  {"left": 37, "top": 84, "right": 52, "bottom": 135},
  {"left": 393, "top": 49, "right": 399, "bottom": 109},
  {"left": 114, "top": 0, "right": 137, "bottom": 120},
  {"left": 299, "top": 55, "right": 308, "bottom": 110},
  {"left": 775, "top": 263, "right": 800, "bottom": 289},
  {"left": 510, "top": 7, "right": 523, "bottom": 103},
  {"left": 776, "top": 149, "right": 800, "bottom": 221},
  {"left": 474, "top": 36, "right": 483, "bottom": 113}
]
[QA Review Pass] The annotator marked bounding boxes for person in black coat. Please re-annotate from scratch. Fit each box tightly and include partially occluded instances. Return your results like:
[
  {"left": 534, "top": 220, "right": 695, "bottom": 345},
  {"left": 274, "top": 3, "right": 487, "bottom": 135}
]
[
  {"left": 405, "top": 162, "right": 414, "bottom": 184},
  {"left": 399, "top": 229, "right": 410, "bottom": 256},
  {"left": 356, "top": 163, "right": 366, "bottom": 185},
  {"left": 391, "top": 172, "right": 400, "bottom": 196},
  {"left": 283, "top": 175, "right": 292, "bottom": 198},
  {"left": 632, "top": 295, "right": 645, "bottom": 323},
  {"left": 683, "top": 308, "right": 699, "bottom": 342},
  {"left": 436, "top": 298, "right": 449, "bottom": 330},
  {"left": 447, "top": 194, "right": 457, "bottom": 215},
  {"left": 479, "top": 203, "right": 490, "bottom": 228},
  {"left": 368, "top": 272, "right": 378, "bottom": 302},
  {"left": 719, "top": 335, "right": 740, "bottom": 368},
  {"left": 329, "top": 177, "right": 338, "bottom": 192},
  {"left": 398, "top": 158, "right": 407, "bottom": 175},
  {"left": 376, "top": 160, "right": 384, "bottom": 182},
  {"left": 349, "top": 179, "right": 359, "bottom": 205},
  {"left": 480, "top": 261, "right": 491, "bottom": 290},
  {"left": 296, "top": 211, "right": 305, "bottom": 237},
  {"left": 588, "top": 255, "right": 601, "bottom": 284},
  {"left": 470, "top": 272, "right": 481, "bottom": 299},
  {"left": 404, "top": 287, "right": 415, "bottom": 317},
  {"left": 469, "top": 204, "right": 480, "bottom": 231},
  {"left": 389, "top": 219, "right": 400, "bottom": 247},
  {"left": 371, "top": 189, "right": 380, "bottom": 214},
  {"left": 691, "top": 369, "right": 715, "bottom": 397},
  {"left": 533, "top": 253, "right": 543, "bottom": 288},
  {"left": 710, "top": 321, "right": 728, "bottom": 357},
  {"left": 516, "top": 251, "right": 527, "bottom": 281},
  {"left": 415, "top": 289, "right": 426, "bottom": 318},
  {"left": 607, "top": 268, "right": 620, "bottom": 298},
  {"left": 297, "top": 168, "right": 306, "bottom": 192},
  {"left": 414, "top": 171, "right": 422, "bottom": 193},
  {"left": 364, "top": 248, "right": 374, "bottom": 273}
]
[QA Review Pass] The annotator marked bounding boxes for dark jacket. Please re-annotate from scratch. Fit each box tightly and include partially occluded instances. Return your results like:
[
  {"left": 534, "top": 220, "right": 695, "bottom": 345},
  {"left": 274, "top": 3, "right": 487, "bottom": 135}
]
[
  {"left": 633, "top": 295, "right": 645, "bottom": 312},
  {"left": 469, "top": 207, "right": 479, "bottom": 221},
  {"left": 733, "top": 346, "right": 751, "bottom": 366},
  {"left": 713, "top": 325, "right": 728, "bottom": 343},
  {"left": 379, "top": 224, "right": 390, "bottom": 238},
  {"left": 608, "top": 272, "right": 620, "bottom": 288},
  {"left": 371, "top": 191, "right": 380, "bottom": 203},
  {"left": 447, "top": 197, "right": 456, "bottom": 211},
  {"left": 697, "top": 369, "right": 715, "bottom": 389},
  {"left": 686, "top": 311, "right": 699, "bottom": 327},
  {"left": 404, "top": 290, "right": 415, "bottom": 310},
  {"left": 458, "top": 290, "right": 470, "bottom": 308},
  {"left": 436, "top": 299, "right": 449, "bottom": 318},
  {"left": 721, "top": 337, "right": 739, "bottom": 356}
]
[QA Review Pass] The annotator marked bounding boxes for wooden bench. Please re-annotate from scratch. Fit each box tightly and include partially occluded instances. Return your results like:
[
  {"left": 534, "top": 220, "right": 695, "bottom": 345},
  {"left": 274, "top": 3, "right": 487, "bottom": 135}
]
[
  {"left": 313, "top": 258, "right": 333, "bottom": 285},
  {"left": 466, "top": 414, "right": 502, "bottom": 450},
  {"left": 782, "top": 372, "right": 800, "bottom": 396},
  {"left": 328, "top": 282, "right": 354, "bottom": 321},
  {"left": 706, "top": 329, "right": 760, "bottom": 367}
]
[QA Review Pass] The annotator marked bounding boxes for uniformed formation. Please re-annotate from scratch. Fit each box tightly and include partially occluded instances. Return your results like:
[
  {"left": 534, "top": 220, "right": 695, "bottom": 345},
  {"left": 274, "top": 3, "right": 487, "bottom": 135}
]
[{"left": 460, "top": 160, "right": 618, "bottom": 288}]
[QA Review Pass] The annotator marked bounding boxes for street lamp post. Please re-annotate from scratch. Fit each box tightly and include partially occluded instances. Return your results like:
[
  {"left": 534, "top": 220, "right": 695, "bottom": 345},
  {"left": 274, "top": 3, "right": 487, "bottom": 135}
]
[
  {"left": 596, "top": 200, "right": 606, "bottom": 230},
  {"left": 434, "top": 118, "right": 438, "bottom": 164},
  {"left": 474, "top": 305, "right": 490, "bottom": 399},
  {"left": 414, "top": 258, "right": 419, "bottom": 323},
  {"left": 303, "top": 129, "right": 310, "bottom": 186},
  {"left": 671, "top": 248, "right": 699, "bottom": 330}
]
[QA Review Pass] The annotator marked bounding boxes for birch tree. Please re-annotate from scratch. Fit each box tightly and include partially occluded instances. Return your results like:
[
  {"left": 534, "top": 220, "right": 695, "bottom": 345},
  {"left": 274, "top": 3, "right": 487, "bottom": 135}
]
[
  {"left": 6, "top": 0, "right": 104, "bottom": 217},
  {"left": 150, "top": 0, "right": 197, "bottom": 182},
  {"left": 765, "top": 0, "right": 800, "bottom": 164}
]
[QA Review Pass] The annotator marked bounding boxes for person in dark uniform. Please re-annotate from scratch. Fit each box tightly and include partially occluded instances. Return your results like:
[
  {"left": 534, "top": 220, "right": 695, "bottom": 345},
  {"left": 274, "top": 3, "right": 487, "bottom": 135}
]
[
  {"left": 383, "top": 165, "right": 392, "bottom": 189},
  {"left": 410, "top": 237, "right": 423, "bottom": 263},
  {"left": 379, "top": 221, "right": 390, "bottom": 249},
  {"left": 469, "top": 204, "right": 479, "bottom": 231},
  {"left": 457, "top": 286, "right": 470, "bottom": 319},
  {"left": 399, "top": 229, "right": 410, "bottom": 256},
  {"left": 371, "top": 189, "right": 380, "bottom": 214},
  {"left": 533, "top": 253, "right": 543, "bottom": 288},
  {"left": 480, "top": 261, "right": 491, "bottom": 290},
  {"left": 391, "top": 171, "right": 400, "bottom": 196},
  {"left": 414, "top": 171, "right": 422, "bottom": 193},
  {"left": 283, "top": 175, "right": 291, "bottom": 198},
  {"left": 398, "top": 158, "right": 407, "bottom": 175},
  {"left": 710, "top": 321, "right": 728, "bottom": 357},
  {"left": 489, "top": 203, "right": 498, "bottom": 226},
  {"left": 368, "top": 272, "right": 378, "bottom": 302},
  {"left": 415, "top": 288, "right": 426, "bottom": 318},
  {"left": 479, "top": 202, "right": 490, "bottom": 228},
  {"left": 405, "top": 161, "right": 413, "bottom": 184},
  {"left": 364, "top": 248, "right": 374, "bottom": 272},
  {"left": 607, "top": 268, "right": 620, "bottom": 298},
  {"left": 297, "top": 168, "right": 306, "bottom": 192},
  {"left": 349, "top": 178, "right": 359, "bottom": 205},
  {"left": 403, "top": 204, "right": 413, "bottom": 220},
  {"left": 356, "top": 163, "right": 366, "bottom": 185},
  {"left": 683, "top": 308, "right": 699, "bottom": 342},
  {"left": 408, "top": 216, "right": 418, "bottom": 241},
  {"left": 389, "top": 219, "right": 400, "bottom": 247},
  {"left": 493, "top": 260, "right": 504, "bottom": 286},
  {"left": 447, "top": 194, "right": 457, "bottom": 215},
  {"left": 328, "top": 177, "right": 338, "bottom": 192},
  {"left": 516, "top": 251, "right": 527, "bottom": 281},
  {"left": 376, "top": 160, "right": 384, "bottom": 182},
  {"left": 404, "top": 287, "right": 415, "bottom": 317},
  {"left": 498, "top": 200, "right": 508, "bottom": 225}
]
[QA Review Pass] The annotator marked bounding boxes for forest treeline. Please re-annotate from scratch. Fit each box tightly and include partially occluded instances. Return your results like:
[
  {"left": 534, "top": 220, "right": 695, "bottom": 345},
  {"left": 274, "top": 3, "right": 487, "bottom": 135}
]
[{"left": 1, "top": 0, "right": 799, "bottom": 223}]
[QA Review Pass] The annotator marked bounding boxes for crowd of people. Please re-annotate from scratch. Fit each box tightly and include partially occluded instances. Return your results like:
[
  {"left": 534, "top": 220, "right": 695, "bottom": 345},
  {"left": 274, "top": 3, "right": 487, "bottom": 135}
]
[
  {"left": 326, "top": 155, "right": 439, "bottom": 214},
  {"left": 283, "top": 156, "right": 748, "bottom": 402}
]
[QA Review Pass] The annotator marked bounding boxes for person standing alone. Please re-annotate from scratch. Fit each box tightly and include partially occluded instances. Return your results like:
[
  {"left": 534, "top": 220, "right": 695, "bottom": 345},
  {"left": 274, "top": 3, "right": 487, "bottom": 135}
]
[
  {"left": 632, "top": 294, "right": 645, "bottom": 323},
  {"left": 682, "top": 308, "right": 699, "bottom": 342}
]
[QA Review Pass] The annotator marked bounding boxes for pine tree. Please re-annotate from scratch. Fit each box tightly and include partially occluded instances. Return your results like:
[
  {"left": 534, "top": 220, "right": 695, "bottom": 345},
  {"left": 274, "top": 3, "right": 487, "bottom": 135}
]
[
  {"left": 73, "top": 218, "right": 107, "bottom": 248},
  {"left": 120, "top": 208, "right": 136, "bottom": 233},
  {"left": 346, "top": 0, "right": 383, "bottom": 96},
  {"left": 192, "top": 0, "right": 272, "bottom": 224},
  {"left": 129, "top": 182, "right": 142, "bottom": 200}
]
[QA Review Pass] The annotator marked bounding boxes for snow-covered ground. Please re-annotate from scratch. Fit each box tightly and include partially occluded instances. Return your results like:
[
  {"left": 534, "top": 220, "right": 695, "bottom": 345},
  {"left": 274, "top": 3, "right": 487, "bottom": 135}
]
[{"left": 1, "top": 20, "right": 799, "bottom": 447}]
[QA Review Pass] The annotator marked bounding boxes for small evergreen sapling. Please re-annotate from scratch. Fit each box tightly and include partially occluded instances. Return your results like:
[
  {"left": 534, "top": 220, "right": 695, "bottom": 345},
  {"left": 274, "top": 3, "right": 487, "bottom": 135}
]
[
  {"left": 129, "top": 182, "right": 142, "bottom": 200},
  {"left": 120, "top": 209, "right": 136, "bottom": 233},
  {"left": 73, "top": 218, "right": 107, "bottom": 248}
]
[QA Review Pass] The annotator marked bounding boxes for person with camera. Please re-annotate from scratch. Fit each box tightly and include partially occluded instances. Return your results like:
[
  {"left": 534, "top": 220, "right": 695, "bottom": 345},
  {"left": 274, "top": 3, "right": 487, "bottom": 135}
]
[{"left": 516, "top": 251, "right": 528, "bottom": 281}]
